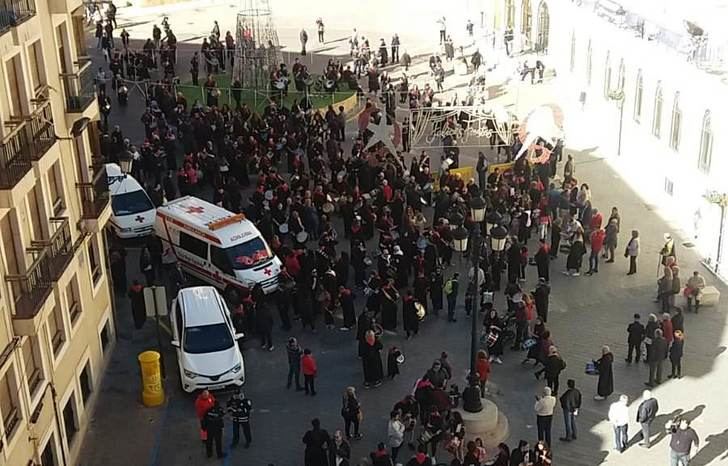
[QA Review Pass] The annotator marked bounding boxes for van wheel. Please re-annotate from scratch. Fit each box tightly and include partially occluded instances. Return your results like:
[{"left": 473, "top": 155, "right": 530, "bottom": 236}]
[{"left": 224, "top": 286, "right": 240, "bottom": 305}]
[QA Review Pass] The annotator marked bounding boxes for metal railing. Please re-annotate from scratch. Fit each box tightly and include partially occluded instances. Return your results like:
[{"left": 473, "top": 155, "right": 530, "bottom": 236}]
[
  {"left": 0, "top": 101, "right": 58, "bottom": 188},
  {"left": 77, "top": 164, "right": 109, "bottom": 219},
  {"left": 61, "top": 60, "right": 96, "bottom": 112},
  {"left": 0, "top": 125, "right": 33, "bottom": 189},
  {"left": 0, "top": 0, "right": 36, "bottom": 34},
  {"left": 27, "top": 100, "right": 57, "bottom": 160},
  {"left": 30, "top": 217, "right": 73, "bottom": 281},
  {"left": 5, "top": 250, "right": 53, "bottom": 320}
]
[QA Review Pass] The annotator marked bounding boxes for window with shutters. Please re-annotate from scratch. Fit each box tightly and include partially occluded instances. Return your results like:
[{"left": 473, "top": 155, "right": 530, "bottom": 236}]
[
  {"left": 0, "top": 367, "right": 21, "bottom": 442},
  {"left": 652, "top": 81, "right": 663, "bottom": 138},
  {"left": 669, "top": 92, "right": 681, "bottom": 151},
  {"left": 22, "top": 336, "right": 44, "bottom": 396},
  {"left": 633, "top": 70, "right": 643, "bottom": 122},
  {"left": 697, "top": 110, "right": 713, "bottom": 174}
]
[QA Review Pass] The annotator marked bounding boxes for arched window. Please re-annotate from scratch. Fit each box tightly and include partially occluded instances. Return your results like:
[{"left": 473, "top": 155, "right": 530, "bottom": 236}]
[
  {"left": 698, "top": 110, "right": 713, "bottom": 173},
  {"left": 633, "top": 69, "right": 643, "bottom": 122},
  {"left": 652, "top": 81, "right": 663, "bottom": 138},
  {"left": 586, "top": 39, "right": 592, "bottom": 85},
  {"left": 669, "top": 92, "right": 681, "bottom": 150},
  {"left": 570, "top": 32, "right": 576, "bottom": 72},
  {"left": 617, "top": 58, "right": 625, "bottom": 90},
  {"left": 603, "top": 51, "right": 612, "bottom": 99},
  {"left": 521, "top": 0, "right": 532, "bottom": 45}
]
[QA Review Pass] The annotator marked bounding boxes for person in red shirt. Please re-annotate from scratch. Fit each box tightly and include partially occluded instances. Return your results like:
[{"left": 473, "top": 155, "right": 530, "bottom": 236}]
[
  {"left": 590, "top": 208, "right": 603, "bottom": 231},
  {"left": 301, "top": 348, "right": 318, "bottom": 396},
  {"left": 284, "top": 249, "right": 302, "bottom": 277},
  {"left": 195, "top": 390, "right": 216, "bottom": 440},
  {"left": 475, "top": 349, "right": 491, "bottom": 395},
  {"left": 587, "top": 227, "right": 606, "bottom": 275}
]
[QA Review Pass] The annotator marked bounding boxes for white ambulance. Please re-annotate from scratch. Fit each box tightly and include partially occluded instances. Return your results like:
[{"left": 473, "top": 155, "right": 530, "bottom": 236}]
[
  {"left": 106, "top": 163, "right": 156, "bottom": 238},
  {"left": 155, "top": 196, "right": 281, "bottom": 296}
]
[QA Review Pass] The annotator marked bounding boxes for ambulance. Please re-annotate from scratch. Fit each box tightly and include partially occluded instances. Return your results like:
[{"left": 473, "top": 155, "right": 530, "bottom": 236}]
[
  {"left": 155, "top": 196, "right": 281, "bottom": 296},
  {"left": 106, "top": 163, "right": 156, "bottom": 238}
]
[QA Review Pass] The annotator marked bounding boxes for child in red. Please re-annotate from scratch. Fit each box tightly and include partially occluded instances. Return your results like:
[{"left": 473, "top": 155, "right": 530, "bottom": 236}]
[{"left": 301, "top": 348, "right": 317, "bottom": 396}]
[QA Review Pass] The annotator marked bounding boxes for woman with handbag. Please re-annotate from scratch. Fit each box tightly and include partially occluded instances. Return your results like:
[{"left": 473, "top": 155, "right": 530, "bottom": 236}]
[
  {"left": 593, "top": 345, "right": 614, "bottom": 400},
  {"left": 341, "top": 387, "right": 363, "bottom": 440},
  {"left": 420, "top": 406, "right": 444, "bottom": 459}
]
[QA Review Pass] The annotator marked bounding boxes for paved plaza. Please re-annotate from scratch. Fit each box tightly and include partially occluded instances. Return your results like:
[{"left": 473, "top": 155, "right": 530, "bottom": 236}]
[{"left": 78, "top": 3, "right": 728, "bottom": 466}]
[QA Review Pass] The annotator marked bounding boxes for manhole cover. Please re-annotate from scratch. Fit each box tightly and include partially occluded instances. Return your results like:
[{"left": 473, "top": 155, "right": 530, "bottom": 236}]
[{"left": 682, "top": 242, "right": 695, "bottom": 248}]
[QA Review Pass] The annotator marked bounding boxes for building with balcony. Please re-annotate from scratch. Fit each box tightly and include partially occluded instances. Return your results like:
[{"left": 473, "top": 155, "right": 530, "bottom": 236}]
[{"left": 0, "top": 0, "right": 115, "bottom": 464}]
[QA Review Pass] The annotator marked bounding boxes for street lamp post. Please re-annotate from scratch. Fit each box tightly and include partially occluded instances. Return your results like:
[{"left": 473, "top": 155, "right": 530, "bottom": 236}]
[
  {"left": 703, "top": 191, "right": 728, "bottom": 273},
  {"left": 608, "top": 89, "right": 625, "bottom": 156},
  {"left": 462, "top": 228, "right": 483, "bottom": 413}
]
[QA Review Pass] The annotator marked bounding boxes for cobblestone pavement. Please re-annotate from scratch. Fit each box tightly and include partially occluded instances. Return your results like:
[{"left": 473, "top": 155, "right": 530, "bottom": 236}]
[{"left": 78, "top": 8, "right": 728, "bottom": 466}]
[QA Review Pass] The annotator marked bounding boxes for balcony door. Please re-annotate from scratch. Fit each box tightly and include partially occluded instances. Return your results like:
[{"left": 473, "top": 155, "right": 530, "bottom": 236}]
[{"left": 5, "top": 55, "right": 28, "bottom": 119}]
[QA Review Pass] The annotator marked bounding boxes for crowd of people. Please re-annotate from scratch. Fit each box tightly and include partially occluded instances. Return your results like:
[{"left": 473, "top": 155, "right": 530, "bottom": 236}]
[{"left": 94, "top": 10, "right": 711, "bottom": 466}]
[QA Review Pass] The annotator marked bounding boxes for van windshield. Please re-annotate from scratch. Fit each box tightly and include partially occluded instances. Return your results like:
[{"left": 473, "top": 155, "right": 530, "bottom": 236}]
[
  {"left": 226, "top": 237, "right": 271, "bottom": 270},
  {"left": 111, "top": 190, "right": 154, "bottom": 216}
]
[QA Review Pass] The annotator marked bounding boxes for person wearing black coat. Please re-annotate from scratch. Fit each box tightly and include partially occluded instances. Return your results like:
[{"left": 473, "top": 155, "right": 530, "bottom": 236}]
[
  {"left": 256, "top": 302, "right": 274, "bottom": 351},
  {"left": 533, "top": 278, "right": 550, "bottom": 322},
  {"left": 339, "top": 286, "right": 356, "bottom": 330},
  {"left": 559, "top": 379, "right": 582, "bottom": 441},
  {"left": 534, "top": 240, "right": 550, "bottom": 282},
  {"left": 127, "top": 280, "right": 146, "bottom": 329},
  {"left": 636, "top": 390, "right": 659, "bottom": 447},
  {"left": 402, "top": 291, "right": 419, "bottom": 338},
  {"left": 361, "top": 331, "right": 384, "bottom": 387},
  {"left": 303, "top": 418, "right": 331, "bottom": 466},
  {"left": 668, "top": 331, "right": 685, "bottom": 379},
  {"left": 626, "top": 313, "right": 645, "bottom": 363},
  {"left": 644, "top": 313, "right": 659, "bottom": 363},
  {"left": 202, "top": 401, "right": 226, "bottom": 458},
  {"left": 646, "top": 329, "right": 668, "bottom": 387},
  {"left": 507, "top": 242, "right": 521, "bottom": 284},
  {"left": 594, "top": 346, "right": 614, "bottom": 400}
]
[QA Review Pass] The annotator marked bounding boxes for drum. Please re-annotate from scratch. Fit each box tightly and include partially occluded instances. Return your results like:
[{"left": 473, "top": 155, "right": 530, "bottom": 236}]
[
  {"left": 372, "top": 322, "right": 384, "bottom": 337},
  {"left": 322, "top": 202, "right": 335, "bottom": 213},
  {"left": 274, "top": 79, "right": 286, "bottom": 90},
  {"left": 264, "top": 190, "right": 274, "bottom": 201},
  {"left": 324, "top": 79, "right": 335, "bottom": 91},
  {"left": 296, "top": 231, "right": 309, "bottom": 243},
  {"left": 278, "top": 223, "right": 289, "bottom": 234},
  {"left": 415, "top": 302, "right": 426, "bottom": 321},
  {"left": 363, "top": 257, "right": 373, "bottom": 267},
  {"left": 486, "top": 331, "right": 498, "bottom": 347},
  {"left": 394, "top": 349, "right": 405, "bottom": 364}
]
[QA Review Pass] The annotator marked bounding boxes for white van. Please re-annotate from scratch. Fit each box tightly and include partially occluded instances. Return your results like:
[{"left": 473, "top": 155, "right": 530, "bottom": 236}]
[
  {"left": 155, "top": 196, "right": 281, "bottom": 296},
  {"left": 106, "top": 163, "right": 156, "bottom": 239}
]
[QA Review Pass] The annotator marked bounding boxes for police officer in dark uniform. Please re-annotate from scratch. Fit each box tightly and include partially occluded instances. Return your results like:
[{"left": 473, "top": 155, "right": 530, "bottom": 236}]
[
  {"left": 203, "top": 400, "right": 226, "bottom": 458},
  {"left": 227, "top": 390, "right": 253, "bottom": 448}
]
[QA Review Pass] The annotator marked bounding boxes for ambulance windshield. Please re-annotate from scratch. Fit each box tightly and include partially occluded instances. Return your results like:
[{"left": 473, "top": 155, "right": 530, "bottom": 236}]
[{"left": 226, "top": 237, "right": 271, "bottom": 270}]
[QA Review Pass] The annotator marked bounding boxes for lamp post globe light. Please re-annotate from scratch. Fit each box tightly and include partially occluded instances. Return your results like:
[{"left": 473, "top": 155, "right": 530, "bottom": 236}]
[
  {"left": 490, "top": 225, "right": 509, "bottom": 252},
  {"left": 470, "top": 195, "right": 487, "bottom": 223},
  {"left": 452, "top": 226, "right": 469, "bottom": 252}
]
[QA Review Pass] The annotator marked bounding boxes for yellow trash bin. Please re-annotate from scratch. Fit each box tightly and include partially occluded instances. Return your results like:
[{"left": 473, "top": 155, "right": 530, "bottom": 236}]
[{"left": 138, "top": 351, "right": 164, "bottom": 407}]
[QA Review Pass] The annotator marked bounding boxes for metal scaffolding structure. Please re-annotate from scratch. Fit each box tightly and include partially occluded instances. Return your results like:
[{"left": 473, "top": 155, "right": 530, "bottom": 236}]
[{"left": 233, "top": 0, "right": 283, "bottom": 89}]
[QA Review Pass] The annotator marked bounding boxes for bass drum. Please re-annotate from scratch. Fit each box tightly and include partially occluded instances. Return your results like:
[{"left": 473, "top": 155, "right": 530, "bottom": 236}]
[{"left": 415, "top": 302, "right": 426, "bottom": 321}]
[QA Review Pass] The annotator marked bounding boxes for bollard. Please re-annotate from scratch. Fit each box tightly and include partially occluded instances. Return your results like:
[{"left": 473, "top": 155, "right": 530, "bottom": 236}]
[{"left": 138, "top": 351, "right": 164, "bottom": 407}]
